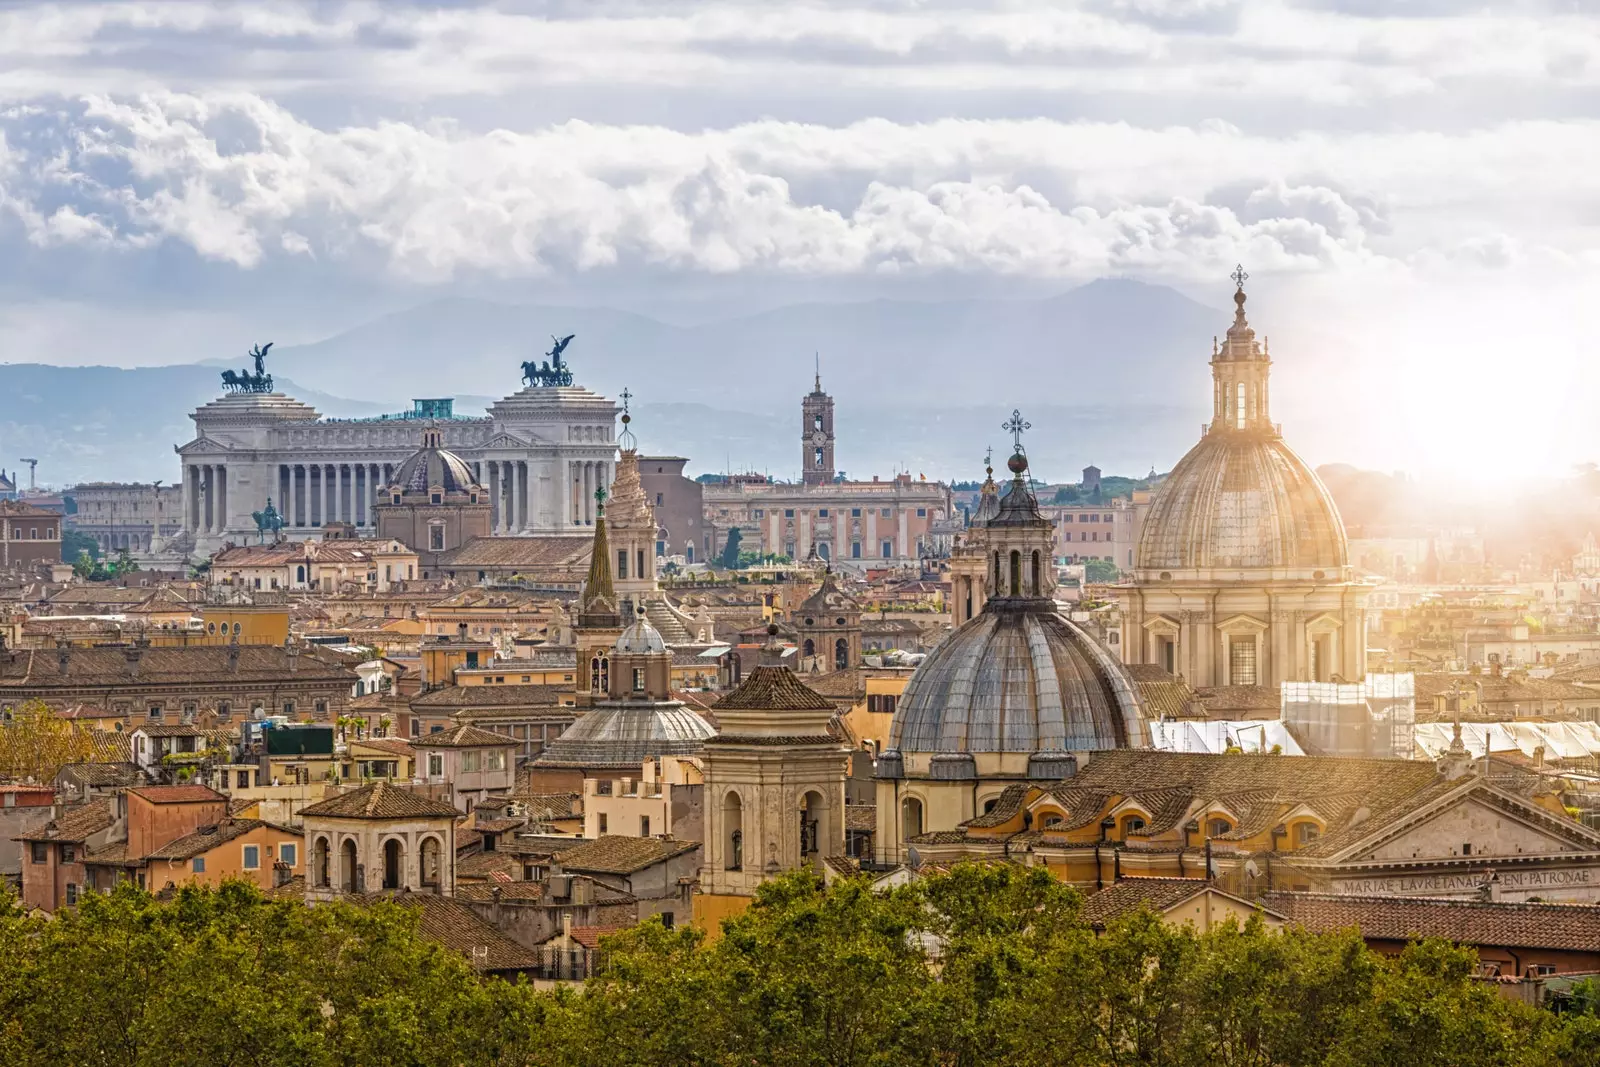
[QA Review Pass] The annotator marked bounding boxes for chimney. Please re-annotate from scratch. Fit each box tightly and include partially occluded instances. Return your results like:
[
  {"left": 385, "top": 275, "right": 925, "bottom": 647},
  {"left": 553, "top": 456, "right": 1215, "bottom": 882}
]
[
  {"left": 56, "top": 640, "right": 69, "bottom": 676},
  {"left": 287, "top": 640, "right": 300, "bottom": 673},
  {"left": 489, "top": 884, "right": 502, "bottom": 926},
  {"left": 124, "top": 643, "right": 144, "bottom": 679},
  {"left": 457, "top": 622, "right": 468, "bottom": 641},
  {"left": 228, "top": 632, "right": 241, "bottom": 673}
]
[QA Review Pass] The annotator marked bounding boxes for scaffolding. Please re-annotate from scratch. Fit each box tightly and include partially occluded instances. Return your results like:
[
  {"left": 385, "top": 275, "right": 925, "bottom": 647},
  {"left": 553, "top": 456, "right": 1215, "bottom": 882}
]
[{"left": 1280, "top": 673, "right": 1414, "bottom": 759}]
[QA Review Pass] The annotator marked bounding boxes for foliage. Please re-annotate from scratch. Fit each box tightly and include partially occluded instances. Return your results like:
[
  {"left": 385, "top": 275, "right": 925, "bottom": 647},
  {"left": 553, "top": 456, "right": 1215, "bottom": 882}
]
[
  {"left": 1085, "top": 559, "right": 1121, "bottom": 582},
  {"left": 61, "top": 530, "right": 100, "bottom": 564},
  {"left": 717, "top": 527, "right": 743, "bottom": 569},
  {"left": 75, "top": 548, "right": 142, "bottom": 583},
  {"left": 0, "top": 699, "right": 94, "bottom": 781},
  {"left": 0, "top": 868, "right": 1594, "bottom": 1067}
]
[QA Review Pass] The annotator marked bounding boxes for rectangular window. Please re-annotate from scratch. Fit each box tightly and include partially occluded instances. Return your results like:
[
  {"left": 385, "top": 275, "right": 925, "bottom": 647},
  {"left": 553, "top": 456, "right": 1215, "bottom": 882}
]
[
  {"left": 236, "top": 770, "right": 251, "bottom": 789},
  {"left": 640, "top": 815, "right": 651, "bottom": 836},
  {"left": 882, "top": 541, "right": 892, "bottom": 558},
  {"left": 60, "top": 845, "right": 75, "bottom": 864},
  {"left": 428, "top": 753, "right": 443, "bottom": 777},
  {"left": 784, "top": 509, "right": 794, "bottom": 518},
  {"left": 30, "top": 841, "right": 47, "bottom": 864},
  {"left": 818, "top": 508, "right": 828, "bottom": 517},
  {"left": 429, "top": 525, "right": 445, "bottom": 551},
  {"left": 192, "top": 857, "right": 206, "bottom": 874},
  {"left": 65, "top": 884, "right": 79, "bottom": 906},
  {"left": 598, "top": 813, "right": 608, "bottom": 833},
  {"left": 617, "top": 550, "right": 628, "bottom": 579},
  {"left": 217, "top": 702, "right": 231, "bottom": 718},
  {"left": 148, "top": 705, "right": 162, "bottom": 719},
  {"left": 633, "top": 667, "right": 646, "bottom": 692},
  {"left": 283, "top": 701, "right": 295, "bottom": 717},
  {"left": 487, "top": 751, "right": 506, "bottom": 771},
  {"left": 242, "top": 845, "right": 260, "bottom": 870},
  {"left": 851, "top": 542, "right": 861, "bottom": 558},
  {"left": 752, "top": 509, "right": 763, "bottom": 518},
  {"left": 916, "top": 508, "right": 926, "bottom": 517},
  {"left": 1229, "top": 636, "right": 1258, "bottom": 687},
  {"left": 461, "top": 751, "right": 480, "bottom": 773},
  {"left": 280, "top": 843, "right": 297, "bottom": 868}
]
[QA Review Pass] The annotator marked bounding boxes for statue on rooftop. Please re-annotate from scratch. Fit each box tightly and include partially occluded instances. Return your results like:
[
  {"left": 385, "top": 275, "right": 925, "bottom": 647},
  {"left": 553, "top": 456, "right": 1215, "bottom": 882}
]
[
  {"left": 222, "top": 342, "right": 275, "bottom": 394},
  {"left": 521, "top": 334, "right": 576, "bottom": 387}
]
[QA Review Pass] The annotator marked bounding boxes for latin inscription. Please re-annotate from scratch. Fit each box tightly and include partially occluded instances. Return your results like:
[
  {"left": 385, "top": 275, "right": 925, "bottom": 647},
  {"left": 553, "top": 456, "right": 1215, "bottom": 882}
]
[{"left": 1334, "top": 869, "right": 1594, "bottom": 895}]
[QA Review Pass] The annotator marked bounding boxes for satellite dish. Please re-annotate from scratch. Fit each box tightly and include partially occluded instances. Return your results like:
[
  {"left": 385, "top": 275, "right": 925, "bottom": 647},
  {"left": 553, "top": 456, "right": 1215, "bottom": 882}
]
[
  {"left": 1244, "top": 859, "right": 1261, "bottom": 879},
  {"left": 906, "top": 846, "right": 922, "bottom": 870}
]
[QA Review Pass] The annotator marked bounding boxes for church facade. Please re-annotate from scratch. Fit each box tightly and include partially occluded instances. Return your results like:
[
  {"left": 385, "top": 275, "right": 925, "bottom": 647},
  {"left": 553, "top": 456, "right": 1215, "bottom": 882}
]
[
  {"left": 172, "top": 362, "right": 619, "bottom": 556},
  {"left": 1117, "top": 273, "right": 1366, "bottom": 688}
]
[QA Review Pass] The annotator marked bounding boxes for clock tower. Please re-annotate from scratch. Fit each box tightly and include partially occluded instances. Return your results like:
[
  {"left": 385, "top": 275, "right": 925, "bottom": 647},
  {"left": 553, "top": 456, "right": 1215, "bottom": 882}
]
[{"left": 801, "top": 361, "right": 835, "bottom": 486}]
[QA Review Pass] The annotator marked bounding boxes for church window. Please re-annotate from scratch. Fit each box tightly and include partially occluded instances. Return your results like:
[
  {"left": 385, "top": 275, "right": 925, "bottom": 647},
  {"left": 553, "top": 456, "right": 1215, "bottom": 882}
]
[
  {"left": 729, "top": 829, "right": 743, "bottom": 871},
  {"left": 881, "top": 508, "right": 892, "bottom": 518},
  {"left": 633, "top": 668, "right": 645, "bottom": 693},
  {"left": 814, "top": 448, "right": 824, "bottom": 467},
  {"left": 784, "top": 509, "right": 794, "bottom": 518},
  {"left": 786, "top": 542, "right": 796, "bottom": 558},
  {"left": 1031, "top": 551, "right": 1041, "bottom": 595},
  {"left": 1236, "top": 382, "right": 1246, "bottom": 429},
  {"left": 813, "top": 413, "right": 823, "bottom": 430},
  {"left": 638, "top": 550, "right": 646, "bottom": 576},
  {"left": 1229, "top": 636, "right": 1258, "bottom": 687},
  {"left": 752, "top": 509, "right": 763, "bottom": 518},
  {"left": 803, "top": 638, "right": 815, "bottom": 659},
  {"left": 883, "top": 541, "right": 893, "bottom": 559},
  {"left": 835, "top": 638, "right": 848, "bottom": 671},
  {"left": 617, "top": 550, "right": 628, "bottom": 579},
  {"left": 818, "top": 542, "right": 830, "bottom": 561},
  {"left": 429, "top": 525, "right": 445, "bottom": 552},
  {"left": 852, "top": 542, "right": 861, "bottom": 558},
  {"left": 391, "top": 494, "right": 401, "bottom": 505},
  {"left": 1009, "top": 551, "right": 1021, "bottom": 596},
  {"left": 819, "top": 509, "right": 829, "bottom": 518},
  {"left": 916, "top": 508, "right": 926, "bottom": 518},
  {"left": 851, "top": 508, "right": 860, "bottom": 517}
]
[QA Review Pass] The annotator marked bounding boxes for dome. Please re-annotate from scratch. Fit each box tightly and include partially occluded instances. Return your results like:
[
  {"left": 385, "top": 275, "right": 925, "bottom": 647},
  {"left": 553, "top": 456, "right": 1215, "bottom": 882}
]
[
  {"left": 1135, "top": 433, "right": 1347, "bottom": 573},
  {"left": 534, "top": 701, "right": 715, "bottom": 769},
  {"left": 391, "top": 427, "right": 476, "bottom": 497},
  {"left": 616, "top": 613, "right": 667, "bottom": 654},
  {"left": 887, "top": 599, "right": 1146, "bottom": 757}
]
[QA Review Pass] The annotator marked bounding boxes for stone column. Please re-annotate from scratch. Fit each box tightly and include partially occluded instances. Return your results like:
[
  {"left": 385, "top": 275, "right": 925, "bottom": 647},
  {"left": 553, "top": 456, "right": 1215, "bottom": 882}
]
[
  {"left": 203, "top": 465, "right": 216, "bottom": 533},
  {"left": 182, "top": 464, "right": 195, "bottom": 532},
  {"left": 217, "top": 465, "right": 227, "bottom": 535},
  {"left": 519, "top": 461, "right": 529, "bottom": 532}
]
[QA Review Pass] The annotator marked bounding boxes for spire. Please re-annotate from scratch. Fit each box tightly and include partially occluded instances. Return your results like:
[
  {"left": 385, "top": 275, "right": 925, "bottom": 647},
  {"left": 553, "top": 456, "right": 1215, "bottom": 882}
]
[
  {"left": 1222, "top": 263, "right": 1259, "bottom": 356},
  {"left": 618, "top": 386, "right": 635, "bottom": 451},
  {"left": 814, "top": 352, "right": 821, "bottom": 393},
  {"left": 1209, "top": 266, "right": 1273, "bottom": 434},
  {"left": 578, "top": 491, "right": 620, "bottom": 628}
]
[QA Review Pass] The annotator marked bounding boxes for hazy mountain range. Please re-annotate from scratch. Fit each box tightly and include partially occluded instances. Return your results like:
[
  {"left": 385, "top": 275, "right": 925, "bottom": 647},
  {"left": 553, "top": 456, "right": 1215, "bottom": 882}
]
[{"left": 2, "top": 279, "right": 1220, "bottom": 487}]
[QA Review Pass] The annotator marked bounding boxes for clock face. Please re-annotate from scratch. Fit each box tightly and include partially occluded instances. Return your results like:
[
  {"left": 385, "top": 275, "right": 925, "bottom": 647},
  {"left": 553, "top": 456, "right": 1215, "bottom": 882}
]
[{"left": 811, "top": 430, "right": 827, "bottom": 445}]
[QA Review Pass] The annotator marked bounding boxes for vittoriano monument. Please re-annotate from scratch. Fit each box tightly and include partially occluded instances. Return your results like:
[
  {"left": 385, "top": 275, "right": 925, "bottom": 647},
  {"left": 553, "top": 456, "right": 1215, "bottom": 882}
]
[
  {"left": 522, "top": 333, "right": 576, "bottom": 387},
  {"left": 221, "top": 342, "right": 275, "bottom": 393}
]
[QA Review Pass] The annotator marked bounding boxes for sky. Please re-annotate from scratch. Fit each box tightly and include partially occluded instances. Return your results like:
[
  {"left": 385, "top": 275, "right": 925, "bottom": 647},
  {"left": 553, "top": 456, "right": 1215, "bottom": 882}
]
[{"left": 2, "top": 0, "right": 1600, "bottom": 481}]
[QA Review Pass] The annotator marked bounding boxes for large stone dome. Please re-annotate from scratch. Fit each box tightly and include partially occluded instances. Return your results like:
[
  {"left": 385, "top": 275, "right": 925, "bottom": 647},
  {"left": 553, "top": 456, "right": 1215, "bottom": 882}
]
[
  {"left": 889, "top": 597, "right": 1145, "bottom": 761},
  {"left": 1135, "top": 433, "right": 1347, "bottom": 574},
  {"left": 391, "top": 427, "right": 476, "bottom": 497}
]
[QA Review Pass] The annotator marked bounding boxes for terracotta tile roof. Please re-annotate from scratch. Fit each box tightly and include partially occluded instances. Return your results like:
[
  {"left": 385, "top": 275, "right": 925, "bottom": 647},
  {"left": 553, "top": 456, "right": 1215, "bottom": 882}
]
[
  {"left": 714, "top": 665, "right": 835, "bottom": 711},
  {"left": 711, "top": 733, "right": 840, "bottom": 746},
  {"left": 435, "top": 535, "right": 593, "bottom": 570},
  {"left": 824, "top": 854, "right": 861, "bottom": 877},
  {"left": 963, "top": 783, "right": 1030, "bottom": 828},
  {"left": 511, "top": 793, "right": 582, "bottom": 819},
  {"left": 299, "top": 781, "right": 461, "bottom": 820},
  {"left": 1193, "top": 685, "right": 1281, "bottom": 715},
  {"left": 353, "top": 738, "right": 415, "bottom": 757},
  {"left": 566, "top": 925, "right": 624, "bottom": 950},
  {"left": 0, "top": 644, "right": 356, "bottom": 687},
  {"left": 411, "top": 684, "right": 567, "bottom": 709},
  {"left": 555, "top": 835, "right": 699, "bottom": 875},
  {"left": 370, "top": 893, "right": 543, "bottom": 972},
  {"left": 411, "top": 723, "right": 517, "bottom": 748},
  {"left": 56, "top": 761, "right": 141, "bottom": 787},
  {"left": 1416, "top": 673, "right": 1600, "bottom": 706},
  {"left": 456, "top": 851, "right": 524, "bottom": 880},
  {"left": 1080, "top": 877, "right": 1268, "bottom": 927},
  {"left": 265, "top": 874, "right": 306, "bottom": 901},
  {"left": 455, "top": 881, "right": 550, "bottom": 903},
  {"left": 17, "top": 799, "right": 114, "bottom": 842},
  {"left": 88, "top": 731, "right": 133, "bottom": 764},
  {"left": 133, "top": 723, "right": 206, "bottom": 738},
  {"left": 145, "top": 818, "right": 283, "bottom": 860},
  {"left": 129, "top": 784, "right": 227, "bottom": 805},
  {"left": 845, "top": 804, "right": 877, "bottom": 832},
  {"left": 1262, "top": 892, "right": 1600, "bottom": 952}
]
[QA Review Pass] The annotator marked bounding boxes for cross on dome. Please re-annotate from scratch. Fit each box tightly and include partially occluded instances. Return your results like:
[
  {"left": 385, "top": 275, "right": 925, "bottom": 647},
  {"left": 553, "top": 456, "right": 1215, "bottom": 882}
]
[
  {"left": 1002, "top": 409, "right": 1031, "bottom": 454},
  {"left": 1231, "top": 263, "right": 1249, "bottom": 290},
  {"left": 618, "top": 386, "right": 636, "bottom": 449}
]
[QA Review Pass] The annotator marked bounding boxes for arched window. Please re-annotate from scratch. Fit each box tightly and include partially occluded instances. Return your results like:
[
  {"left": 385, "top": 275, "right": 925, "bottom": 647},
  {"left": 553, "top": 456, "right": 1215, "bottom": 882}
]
[
  {"left": 295, "top": 565, "right": 306, "bottom": 584},
  {"left": 902, "top": 797, "right": 924, "bottom": 839},
  {"left": 313, "top": 836, "right": 330, "bottom": 887},
  {"left": 803, "top": 638, "right": 815, "bottom": 659},
  {"left": 340, "top": 838, "right": 359, "bottom": 894},
  {"left": 1030, "top": 550, "right": 1041, "bottom": 595},
  {"left": 992, "top": 551, "right": 1001, "bottom": 590},
  {"left": 1207, "top": 818, "right": 1233, "bottom": 839},
  {"left": 420, "top": 836, "right": 442, "bottom": 891},
  {"left": 382, "top": 838, "right": 404, "bottom": 891},
  {"left": 1041, "top": 813, "right": 1063, "bottom": 829},
  {"left": 1236, "top": 382, "right": 1246, "bottom": 430},
  {"left": 724, "top": 792, "right": 743, "bottom": 872},
  {"left": 1009, "top": 550, "right": 1021, "bottom": 597},
  {"left": 1293, "top": 822, "right": 1321, "bottom": 847},
  {"left": 835, "top": 637, "right": 848, "bottom": 671},
  {"left": 1119, "top": 814, "right": 1147, "bottom": 839}
]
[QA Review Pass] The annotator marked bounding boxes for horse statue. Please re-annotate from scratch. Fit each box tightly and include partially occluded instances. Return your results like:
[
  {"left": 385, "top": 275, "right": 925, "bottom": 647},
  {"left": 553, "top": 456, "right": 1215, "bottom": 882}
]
[
  {"left": 521, "top": 335, "right": 576, "bottom": 387},
  {"left": 220, "top": 369, "right": 242, "bottom": 391},
  {"left": 251, "top": 498, "right": 284, "bottom": 543}
]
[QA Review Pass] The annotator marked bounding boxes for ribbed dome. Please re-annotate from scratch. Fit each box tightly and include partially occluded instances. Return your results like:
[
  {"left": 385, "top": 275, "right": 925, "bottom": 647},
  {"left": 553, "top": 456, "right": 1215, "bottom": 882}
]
[
  {"left": 615, "top": 615, "right": 667, "bottom": 654},
  {"left": 1135, "top": 432, "right": 1347, "bottom": 573},
  {"left": 392, "top": 428, "right": 476, "bottom": 497},
  {"left": 888, "top": 600, "right": 1146, "bottom": 756},
  {"left": 534, "top": 701, "right": 715, "bottom": 769}
]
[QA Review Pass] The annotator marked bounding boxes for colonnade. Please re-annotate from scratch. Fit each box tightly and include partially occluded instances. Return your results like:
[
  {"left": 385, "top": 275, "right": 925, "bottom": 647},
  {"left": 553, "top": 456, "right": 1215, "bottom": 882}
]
[
  {"left": 485, "top": 458, "right": 609, "bottom": 533},
  {"left": 276, "top": 463, "right": 394, "bottom": 528},
  {"left": 183, "top": 463, "right": 230, "bottom": 536}
]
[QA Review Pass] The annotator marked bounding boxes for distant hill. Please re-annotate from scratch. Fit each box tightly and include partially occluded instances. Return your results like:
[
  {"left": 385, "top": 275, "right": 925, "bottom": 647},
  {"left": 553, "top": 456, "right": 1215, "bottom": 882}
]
[
  {"left": 265, "top": 278, "right": 1220, "bottom": 409},
  {"left": 4, "top": 279, "right": 1222, "bottom": 485}
]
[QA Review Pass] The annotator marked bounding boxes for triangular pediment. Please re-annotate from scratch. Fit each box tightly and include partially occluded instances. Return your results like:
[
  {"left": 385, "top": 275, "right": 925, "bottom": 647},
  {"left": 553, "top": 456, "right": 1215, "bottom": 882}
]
[
  {"left": 1337, "top": 786, "right": 1600, "bottom": 865},
  {"left": 175, "top": 437, "right": 228, "bottom": 456},
  {"left": 487, "top": 430, "right": 544, "bottom": 449}
]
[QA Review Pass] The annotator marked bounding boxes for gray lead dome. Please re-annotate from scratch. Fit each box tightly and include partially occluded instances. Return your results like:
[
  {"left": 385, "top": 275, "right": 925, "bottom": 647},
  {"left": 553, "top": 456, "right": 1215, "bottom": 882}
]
[{"left": 889, "top": 599, "right": 1145, "bottom": 755}]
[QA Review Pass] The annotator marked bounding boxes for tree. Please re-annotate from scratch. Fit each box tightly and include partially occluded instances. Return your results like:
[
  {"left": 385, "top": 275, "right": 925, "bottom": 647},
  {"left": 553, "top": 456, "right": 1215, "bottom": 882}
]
[
  {"left": 61, "top": 530, "right": 99, "bottom": 564},
  {"left": 1085, "top": 559, "right": 1120, "bottom": 583},
  {"left": 0, "top": 700, "right": 94, "bottom": 781},
  {"left": 718, "top": 527, "right": 743, "bottom": 570}
]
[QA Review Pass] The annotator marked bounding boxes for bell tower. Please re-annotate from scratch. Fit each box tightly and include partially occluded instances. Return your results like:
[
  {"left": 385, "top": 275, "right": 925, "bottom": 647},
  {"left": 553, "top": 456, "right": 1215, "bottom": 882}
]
[
  {"left": 1209, "top": 265, "right": 1275, "bottom": 437},
  {"left": 801, "top": 358, "right": 835, "bottom": 486}
]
